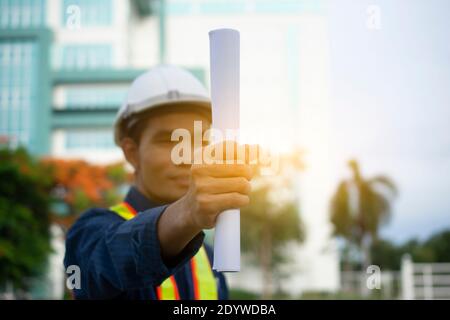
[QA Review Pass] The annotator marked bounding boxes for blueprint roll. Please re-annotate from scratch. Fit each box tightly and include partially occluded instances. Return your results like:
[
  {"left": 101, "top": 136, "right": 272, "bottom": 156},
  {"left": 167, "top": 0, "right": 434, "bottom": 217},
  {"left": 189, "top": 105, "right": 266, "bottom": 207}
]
[{"left": 209, "top": 28, "right": 240, "bottom": 272}]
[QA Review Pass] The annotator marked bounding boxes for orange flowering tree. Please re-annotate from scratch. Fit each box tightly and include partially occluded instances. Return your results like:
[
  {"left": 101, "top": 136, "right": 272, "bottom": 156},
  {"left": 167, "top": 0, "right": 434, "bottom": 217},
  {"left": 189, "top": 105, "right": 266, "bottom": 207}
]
[{"left": 41, "top": 159, "right": 132, "bottom": 228}]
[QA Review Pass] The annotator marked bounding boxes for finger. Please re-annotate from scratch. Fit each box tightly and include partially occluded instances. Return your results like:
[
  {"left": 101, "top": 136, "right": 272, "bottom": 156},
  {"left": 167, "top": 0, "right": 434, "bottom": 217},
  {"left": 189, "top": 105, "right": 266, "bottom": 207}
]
[
  {"left": 200, "top": 192, "right": 250, "bottom": 214},
  {"left": 192, "top": 163, "right": 253, "bottom": 180},
  {"left": 197, "top": 177, "right": 252, "bottom": 195}
]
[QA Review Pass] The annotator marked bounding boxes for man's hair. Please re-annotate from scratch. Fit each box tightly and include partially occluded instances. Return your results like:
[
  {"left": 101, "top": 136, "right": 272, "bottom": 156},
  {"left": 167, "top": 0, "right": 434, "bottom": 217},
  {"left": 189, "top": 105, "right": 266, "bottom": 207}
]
[{"left": 120, "top": 103, "right": 212, "bottom": 145}]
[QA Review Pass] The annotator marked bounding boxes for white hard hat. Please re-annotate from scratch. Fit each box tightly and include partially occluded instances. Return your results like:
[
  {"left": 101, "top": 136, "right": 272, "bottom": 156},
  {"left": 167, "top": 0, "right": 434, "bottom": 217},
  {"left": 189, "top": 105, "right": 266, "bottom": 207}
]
[{"left": 114, "top": 65, "right": 211, "bottom": 145}]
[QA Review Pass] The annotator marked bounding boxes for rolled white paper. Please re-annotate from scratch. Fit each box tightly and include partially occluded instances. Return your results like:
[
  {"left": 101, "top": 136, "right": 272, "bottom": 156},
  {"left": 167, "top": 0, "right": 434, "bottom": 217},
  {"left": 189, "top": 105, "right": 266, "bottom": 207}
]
[{"left": 209, "top": 28, "right": 240, "bottom": 272}]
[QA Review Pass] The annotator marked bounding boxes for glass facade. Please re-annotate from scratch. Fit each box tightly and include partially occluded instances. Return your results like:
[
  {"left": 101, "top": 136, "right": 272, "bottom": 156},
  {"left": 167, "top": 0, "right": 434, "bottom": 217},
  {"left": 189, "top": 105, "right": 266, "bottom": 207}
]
[
  {"left": 0, "top": 0, "right": 47, "bottom": 29},
  {"left": 64, "top": 86, "right": 128, "bottom": 109},
  {"left": 62, "top": 0, "right": 112, "bottom": 27},
  {"left": 53, "top": 44, "right": 113, "bottom": 70},
  {"left": 55, "top": 0, "right": 118, "bottom": 157},
  {"left": 65, "top": 128, "right": 115, "bottom": 150},
  {"left": 167, "top": 0, "right": 325, "bottom": 15},
  {"left": 0, "top": 39, "right": 38, "bottom": 148}
]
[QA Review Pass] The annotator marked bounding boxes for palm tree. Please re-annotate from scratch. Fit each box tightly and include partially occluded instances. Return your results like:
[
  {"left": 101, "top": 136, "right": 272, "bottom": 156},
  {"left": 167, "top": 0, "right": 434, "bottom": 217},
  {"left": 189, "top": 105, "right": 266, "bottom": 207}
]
[{"left": 330, "top": 159, "right": 397, "bottom": 269}]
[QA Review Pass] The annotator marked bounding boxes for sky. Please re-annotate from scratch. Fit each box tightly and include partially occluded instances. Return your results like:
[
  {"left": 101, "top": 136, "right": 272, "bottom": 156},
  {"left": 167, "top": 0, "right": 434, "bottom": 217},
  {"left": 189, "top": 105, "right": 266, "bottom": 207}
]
[{"left": 326, "top": 0, "right": 450, "bottom": 242}]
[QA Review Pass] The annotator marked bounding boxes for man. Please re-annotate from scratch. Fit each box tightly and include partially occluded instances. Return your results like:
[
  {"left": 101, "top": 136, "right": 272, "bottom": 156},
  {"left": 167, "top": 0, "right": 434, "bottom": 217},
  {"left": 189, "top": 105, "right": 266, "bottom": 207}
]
[{"left": 64, "top": 65, "right": 253, "bottom": 299}]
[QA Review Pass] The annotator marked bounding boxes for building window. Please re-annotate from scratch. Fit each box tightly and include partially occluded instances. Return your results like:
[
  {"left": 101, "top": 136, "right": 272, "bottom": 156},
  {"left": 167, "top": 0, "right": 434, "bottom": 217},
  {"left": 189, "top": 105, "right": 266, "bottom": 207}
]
[
  {"left": 53, "top": 44, "right": 113, "bottom": 70},
  {"left": 0, "top": 0, "right": 46, "bottom": 29},
  {"left": 64, "top": 86, "right": 127, "bottom": 109},
  {"left": 0, "top": 40, "right": 37, "bottom": 148},
  {"left": 62, "top": 0, "right": 112, "bottom": 27},
  {"left": 65, "top": 128, "right": 115, "bottom": 150}
]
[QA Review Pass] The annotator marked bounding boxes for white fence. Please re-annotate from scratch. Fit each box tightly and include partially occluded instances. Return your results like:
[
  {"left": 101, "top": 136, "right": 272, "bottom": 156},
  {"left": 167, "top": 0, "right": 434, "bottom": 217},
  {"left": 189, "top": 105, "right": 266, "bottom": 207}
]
[
  {"left": 341, "top": 270, "right": 400, "bottom": 299},
  {"left": 401, "top": 255, "right": 450, "bottom": 300},
  {"left": 340, "top": 255, "right": 450, "bottom": 300}
]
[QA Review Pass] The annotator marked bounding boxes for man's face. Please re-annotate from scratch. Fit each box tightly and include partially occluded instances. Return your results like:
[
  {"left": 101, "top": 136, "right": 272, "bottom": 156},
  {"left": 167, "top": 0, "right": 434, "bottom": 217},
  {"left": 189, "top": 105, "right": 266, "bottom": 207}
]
[{"left": 134, "top": 109, "right": 211, "bottom": 204}]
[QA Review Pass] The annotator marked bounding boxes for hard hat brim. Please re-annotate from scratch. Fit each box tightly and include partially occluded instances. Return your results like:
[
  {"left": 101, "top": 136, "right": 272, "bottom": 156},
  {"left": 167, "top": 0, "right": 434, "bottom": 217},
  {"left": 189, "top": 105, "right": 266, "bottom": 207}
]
[{"left": 114, "top": 99, "right": 211, "bottom": 145}]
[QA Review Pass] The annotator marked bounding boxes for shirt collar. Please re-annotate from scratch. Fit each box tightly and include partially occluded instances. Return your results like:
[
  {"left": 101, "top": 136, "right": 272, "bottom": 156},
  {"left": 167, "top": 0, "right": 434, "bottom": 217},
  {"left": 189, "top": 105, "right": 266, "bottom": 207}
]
[{"left": 124, "top": 186, "right": 161, "bottom": 213}]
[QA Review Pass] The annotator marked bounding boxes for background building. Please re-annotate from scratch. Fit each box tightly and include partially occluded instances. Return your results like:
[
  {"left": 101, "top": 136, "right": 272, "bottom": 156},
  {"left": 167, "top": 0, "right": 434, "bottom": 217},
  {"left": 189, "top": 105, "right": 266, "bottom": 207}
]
[{"left": 1, "top": 0, "right": 206, "bottom": 163}]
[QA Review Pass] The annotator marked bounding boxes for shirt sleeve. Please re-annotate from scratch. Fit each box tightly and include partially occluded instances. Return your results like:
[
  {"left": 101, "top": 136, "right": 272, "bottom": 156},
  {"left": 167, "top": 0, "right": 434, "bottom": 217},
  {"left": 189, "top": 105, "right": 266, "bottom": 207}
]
[{"left": 64, "top": 206, "right": 204, "bottom": 299}]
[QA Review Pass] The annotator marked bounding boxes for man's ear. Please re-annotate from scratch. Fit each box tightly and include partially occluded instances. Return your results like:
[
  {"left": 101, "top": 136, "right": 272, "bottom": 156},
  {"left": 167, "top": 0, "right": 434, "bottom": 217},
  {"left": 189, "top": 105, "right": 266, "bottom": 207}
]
[{"left": 120, "top": 137, "right": 139, "bottom": 171}]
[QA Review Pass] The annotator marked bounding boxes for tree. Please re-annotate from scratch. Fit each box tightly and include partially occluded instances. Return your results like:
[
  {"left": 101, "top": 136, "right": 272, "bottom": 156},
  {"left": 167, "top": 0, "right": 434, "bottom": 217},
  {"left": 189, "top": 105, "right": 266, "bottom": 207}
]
[
  {"left": 423, "top": 230, "right": 450, "bottom": 262},
  {"left": 371, "top": 230, "right": 450, "bottom": 270},
  {"left": 0, "top": 147, "right": 53, "bottom": 292},
  {"left": 330, "top": 159, "right": 397, "bottom": 269},
  {"left": 241, "top": 176, "right": 304, "bottom": 299},
  {"left": 370, "top": 239, "right": 403, "bottom": 270},
  {"left": 41, "top": 159, "right": 131, "bottom": 228}
]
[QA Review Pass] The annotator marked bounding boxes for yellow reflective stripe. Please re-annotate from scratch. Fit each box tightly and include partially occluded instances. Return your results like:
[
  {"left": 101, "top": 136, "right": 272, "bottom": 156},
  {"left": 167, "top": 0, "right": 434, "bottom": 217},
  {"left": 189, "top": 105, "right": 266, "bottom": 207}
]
[
  {"left": 157, "top": 276, "right": 179, "bottom": 300},
  {"left": 192, "top": 246, "right": 218, "bottom": 300},
  {"left": 109, "top": 203, "right": 135, "bottom": 221}
]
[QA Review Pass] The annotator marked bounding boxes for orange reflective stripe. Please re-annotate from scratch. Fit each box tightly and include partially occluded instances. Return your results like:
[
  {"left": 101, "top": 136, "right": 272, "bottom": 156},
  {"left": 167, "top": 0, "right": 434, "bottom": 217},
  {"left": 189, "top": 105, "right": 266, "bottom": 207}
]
[
  {"left": 122, "top": 201, "right": 137, "bottom": 215},
  {"left": 109, "top": 202, "right": 136, "bottom": 220},
  {"left": 190, "top": 246, "right": 218, "bottom": 300},
  {"left": 191, "top": 257, "right": 200, "bottom": 299},
  {"left": 156, "top": 276, "right": 180, "bottom": 300}
]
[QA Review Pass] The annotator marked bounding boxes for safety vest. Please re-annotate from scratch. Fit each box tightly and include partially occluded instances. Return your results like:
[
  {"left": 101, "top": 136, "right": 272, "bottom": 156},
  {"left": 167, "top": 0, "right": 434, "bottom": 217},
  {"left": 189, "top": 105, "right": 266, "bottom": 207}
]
[{"left": 109, "top": 202, "right": 218, "bottom": 300}]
